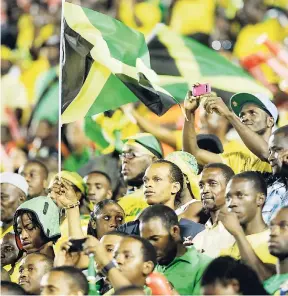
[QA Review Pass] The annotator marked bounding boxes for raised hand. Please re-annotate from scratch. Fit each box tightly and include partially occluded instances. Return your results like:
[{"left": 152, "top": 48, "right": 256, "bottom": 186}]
[
  {"left": 203, "top": 96, "right": 231, "bottom": 117},
  {"left": 218, "top": 207, "right": 244, "bottom": 236},
  {"left": 50, "top": 178, "right": 80, "bottom": 208}
]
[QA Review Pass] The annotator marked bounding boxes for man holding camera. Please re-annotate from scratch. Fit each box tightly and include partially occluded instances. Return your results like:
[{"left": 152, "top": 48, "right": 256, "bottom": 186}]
[{"left": 183, "top": 90, "right": 278, "bottom": 174}]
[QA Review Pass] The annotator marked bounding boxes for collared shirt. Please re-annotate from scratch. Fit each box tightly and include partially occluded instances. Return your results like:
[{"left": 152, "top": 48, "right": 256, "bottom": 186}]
[
  {"left": 264, "top": 274, "right": 288, "bottom": 295},
  {"left": 220, "top": 229, "right": 277, "bottom": 264},
  {"left": 192, "top": 219, "right": 235, "bottom": 258},
  {"left": 263, "top": 179, "right": 288, "bottom": 225},
  {"left": 155, "top": 246, "right": 211, "bottom": 295}
]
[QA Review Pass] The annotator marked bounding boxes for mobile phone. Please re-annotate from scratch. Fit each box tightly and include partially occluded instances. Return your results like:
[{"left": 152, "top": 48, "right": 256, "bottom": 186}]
[
  {"left": 68, "top": 238, "right": 87, "bottom": 252},
  {"left": 192, "top": 83, "right": 211, "bottom": 97}
]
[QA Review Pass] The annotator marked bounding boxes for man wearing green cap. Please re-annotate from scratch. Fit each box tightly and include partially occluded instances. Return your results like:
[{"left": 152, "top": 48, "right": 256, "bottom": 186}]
[
  {"left": 183, "top": 91, "right": 278, "bottom": 174},
  {"left": 118, "top": 133, "right": 163, "bottom": 222}
]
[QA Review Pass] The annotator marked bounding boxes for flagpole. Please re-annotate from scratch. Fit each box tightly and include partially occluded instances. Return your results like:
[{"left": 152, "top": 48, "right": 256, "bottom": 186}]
[
  {"left": 145, "top": 23, "right": 165, "bottom": 45},
  {"left": 58, "top": 0, "right": 65, "bottom": 177}
]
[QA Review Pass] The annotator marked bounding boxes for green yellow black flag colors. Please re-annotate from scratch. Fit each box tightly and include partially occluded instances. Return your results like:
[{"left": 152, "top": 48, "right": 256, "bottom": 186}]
[
  {"left": 61, "top": 2, "right": 178, "bottom": 124},
  {"left": 148, "top": 25, "right": 271, "bottom": 101}
]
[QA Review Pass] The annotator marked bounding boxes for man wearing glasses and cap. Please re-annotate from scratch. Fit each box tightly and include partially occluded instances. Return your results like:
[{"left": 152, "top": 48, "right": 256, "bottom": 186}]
[
  {"left": 118, "top": 133, "right": 163, "bottom": 222},
  {"left": 183, "top": 91, "right": 278, "bottom": 175}
]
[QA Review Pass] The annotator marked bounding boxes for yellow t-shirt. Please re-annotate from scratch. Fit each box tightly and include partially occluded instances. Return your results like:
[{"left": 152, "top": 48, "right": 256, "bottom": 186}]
[
  {"left": 4, "top": 262, "right": 20, "bottom": 283},
  {"left": 118, "top": 189, "right": 149, "bottom": 222},
  {"left": 220, "top": 229, "right": 277, "bottom": 264},
  {"left": 54, "top": 215, "right": 90, "bottom": 254},
  {"left": 0, "top": 225, "right": 13, "bottom": 240},
  {"left": 221, "top": 140, "right": 272, "bottom": 174}
]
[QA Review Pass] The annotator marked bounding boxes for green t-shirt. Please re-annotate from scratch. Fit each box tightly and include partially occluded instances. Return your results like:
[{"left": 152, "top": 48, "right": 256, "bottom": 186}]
[
  {"left": 155, "top": 246, "right": 211, "bottom": 295},
  {"left": 264, "top": 273, "right": 288, "bottom": 295}
]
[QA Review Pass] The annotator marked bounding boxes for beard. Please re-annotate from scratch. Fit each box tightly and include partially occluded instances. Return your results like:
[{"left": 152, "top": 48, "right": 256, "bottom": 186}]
[{"left": 158, "top": 235, "right": 178, "bottom": 266}]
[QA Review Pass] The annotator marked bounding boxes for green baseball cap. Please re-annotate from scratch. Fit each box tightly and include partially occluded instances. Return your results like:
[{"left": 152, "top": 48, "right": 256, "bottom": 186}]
[
  {"left": 123, "top": 133, "right": 163, "bottom": 158},
  {"left": 230, "top": 93, "right": 278, "bottom": 123}
]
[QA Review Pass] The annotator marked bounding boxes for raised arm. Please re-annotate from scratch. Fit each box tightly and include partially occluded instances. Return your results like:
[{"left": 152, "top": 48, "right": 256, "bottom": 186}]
[
  {"left": 204, "top": 96, "right": 270, "bottom": 161},
  {"left": 51, "top": 178, "right": 85, "bottom": 239},
  {"left": 121, "top": 104, "right": 177, "bottom": 148},
  {"left": 183, "top": 91, "right": 222, "bottom": 165},
  {"left": 219, "top": 210, "right": 275, "bottom": 281},
  {"left": 83, "top": 236, "right": 131, "bottom": 289}
]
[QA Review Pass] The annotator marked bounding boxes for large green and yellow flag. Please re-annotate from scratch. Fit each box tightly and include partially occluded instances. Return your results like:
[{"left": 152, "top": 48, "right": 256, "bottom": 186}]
[
  {"left": 61, "top": 2, "right": 177, "bottom": 124},
  {"left": 148, "top": 25, "right": 272, "bottom": 101}
]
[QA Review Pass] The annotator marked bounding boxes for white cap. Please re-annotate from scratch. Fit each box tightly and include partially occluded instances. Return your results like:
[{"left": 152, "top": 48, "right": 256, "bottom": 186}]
[{"left": 0, "top": 172, "right": 28, "bottom": 196}]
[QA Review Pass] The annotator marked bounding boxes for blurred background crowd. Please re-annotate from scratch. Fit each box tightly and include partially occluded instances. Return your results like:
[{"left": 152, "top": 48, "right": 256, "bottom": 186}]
[
  {"left": 1, "top": 0, "right": 288, "bottom": 295},
  {"left": 1, "top": 0, "right": 288, "bottom": 186}
]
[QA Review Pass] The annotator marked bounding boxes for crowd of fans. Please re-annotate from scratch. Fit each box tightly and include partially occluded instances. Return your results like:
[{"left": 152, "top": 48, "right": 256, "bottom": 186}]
[{"left": 1, "top": 0, "right": 288, "bottom": 295}]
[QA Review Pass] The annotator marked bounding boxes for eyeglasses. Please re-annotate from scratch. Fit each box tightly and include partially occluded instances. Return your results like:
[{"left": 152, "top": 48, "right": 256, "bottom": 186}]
[{"left": 120, "top": 151, "right": 150, "bottom": 160}]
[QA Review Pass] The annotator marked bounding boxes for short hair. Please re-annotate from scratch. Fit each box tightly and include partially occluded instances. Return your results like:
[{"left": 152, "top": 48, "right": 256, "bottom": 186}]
[
  {"left": 51, "top": 266, "right": 88, "bottom": 295},
  {"left": 273, "top": 125, "right": 288, "bottom": 137},
  {"left": 127, "top": 235, "right": 157, "bottom": 268},
  {"left": 139, "top": 204, "right": 179, "bottom": 231},
  {"left": 87, "top": 200, "right": 124, "bottom": 238},
  {"left": 151, "top": 160, "right": 184, "bottom": 206},
  {"left": 113, "top": 285, "right": 145, "bottom": 295},
  {"left": 22, "top": 253, "right": 53, "bottom": 273},
  {"left": 232, "top": 171, "right": 267, "bottom": 196},
  {"left": 93, "top": 199, "right": 124, "bottom": 217},
  {"left": 23, "top": 160, "right": 49, "bottom": 179},
  {"left": 1, "top": 281, "right": 26, "bottom": 295},
  {"left": 201, "top": 256, "right": 268, "bottom": 295},
  {"left": 86, "top": 171, "right": 112, "bottom": 187},
  {"left": 203, "top": 163, "right": 235, "bottom": 184}
]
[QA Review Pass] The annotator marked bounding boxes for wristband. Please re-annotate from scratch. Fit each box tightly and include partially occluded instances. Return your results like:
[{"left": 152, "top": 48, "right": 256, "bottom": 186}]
[
  {"left": 63, "top": 201, "right": 80, "bottom": 209},
  {"left": 101, "top": 261, "right": 116, "bottom": 276}
]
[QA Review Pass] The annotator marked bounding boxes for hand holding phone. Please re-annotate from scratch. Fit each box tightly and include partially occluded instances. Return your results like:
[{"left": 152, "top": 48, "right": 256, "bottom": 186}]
[
  {"left": 192, "top": 83, "right": 211, "bottom": 97},
  {"left": 68, "top": 238, "right": 87, "bottom": 253}
]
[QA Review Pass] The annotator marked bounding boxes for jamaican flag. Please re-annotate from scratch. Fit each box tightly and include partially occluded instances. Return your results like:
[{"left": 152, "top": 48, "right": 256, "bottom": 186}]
[
  {"left": 61, "top": 2, "right": 177, "bottom": 124},
  {"left": 148, "top": 25, "right": 271, "bottom": 102}
]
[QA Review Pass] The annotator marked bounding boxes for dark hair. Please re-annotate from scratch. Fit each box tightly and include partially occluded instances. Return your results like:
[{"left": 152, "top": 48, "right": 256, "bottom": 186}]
[
  {"left": 128, "top": 235, "right": 157, "bottom": 268},
  {"left": 232, "top": 171, "right": 267, "bottom": 196},
  {"left": 273, "top": 125, "right": 288, "bottom": 137},
  {"left": 87, "top": 200, "right": 124, "bottom": 238},
  {"left": 151, "top": 160, "right": 184, "bottom": 207},
  {"left": 51, "top": 266, "right": 88, "bottom": 294},
  {"left": 93, "top": 199, "right": 123, "bottom": 217},
  {"left": 86, "top": 171, "right": 112, "bottom": 187},
  {"left": 201, "top": 256, "right": 268, "bottom": 295},
  {"left": 203, "top": 163, "right": 235, "bottom": 184},
  {"left": 14, "top": 210, "right": 52, "bottom": 244},
  {"left": 113, "top": 285, "right": 145, "bottom": 295},
  {"left": 23, "top": 160, "right": 49, "bottom": 179},
  {"left": 24, "top": 253, "right": 53, "bottom": 273},
  {"left": 139, "top": 204, "right": 179, "bottom": 231},
  {"left": 1, "top": 281, "right": 26, "bottom": 295}
]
